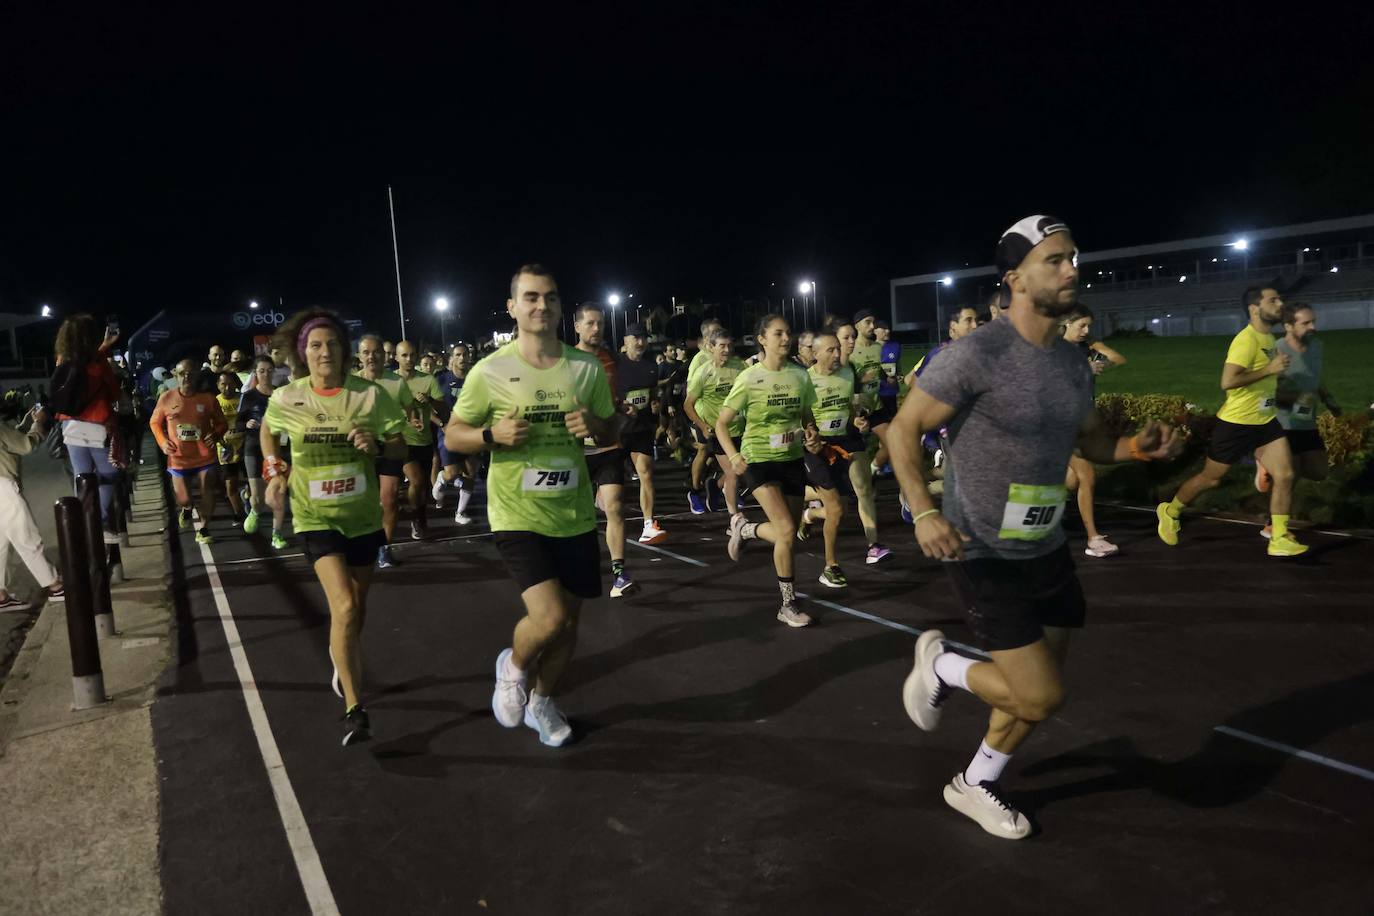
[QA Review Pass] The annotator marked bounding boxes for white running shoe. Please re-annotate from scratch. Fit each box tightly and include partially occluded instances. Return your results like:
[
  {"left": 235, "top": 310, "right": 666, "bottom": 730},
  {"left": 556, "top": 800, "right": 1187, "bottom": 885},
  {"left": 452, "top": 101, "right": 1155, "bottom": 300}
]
[
  {"left": 901, "top": 629, "right": 948, "bottom": 731},
  {"left": 454, "top": 510, "right": 473, "bottom": 526},
  {"left": 943, "top": 773, "right": 1032, "bottom": 840},
  {"left": 639, "top": 519, "right": 667, "bottom": 544},
  {"left": 523, "top": 694, "right": 573, "bottom": 747},
  {"left": 431, "top": 476, "right": 448, "bottom": 505},
  {"left": 776, "top": 605, "right": 813, "bottom": 628},
  {"left": 1084, "top": 535, "right": 1118, "bottom": 558},
  {"left": 491, "top": 648, "right": 527, "bottom": 728},
  {"left": 727, "top": 512, "right": 748, "bottom": 561}
]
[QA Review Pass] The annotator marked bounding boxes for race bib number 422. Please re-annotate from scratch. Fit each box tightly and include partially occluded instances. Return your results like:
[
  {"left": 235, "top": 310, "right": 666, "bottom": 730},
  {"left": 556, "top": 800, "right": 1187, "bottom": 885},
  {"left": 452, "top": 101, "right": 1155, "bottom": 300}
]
[
  {"left": 998, "top": 483, "right": 1067, "bottom": 541},
  {"left": 307, "top": 466, "right": 367, "bottom": 501}
]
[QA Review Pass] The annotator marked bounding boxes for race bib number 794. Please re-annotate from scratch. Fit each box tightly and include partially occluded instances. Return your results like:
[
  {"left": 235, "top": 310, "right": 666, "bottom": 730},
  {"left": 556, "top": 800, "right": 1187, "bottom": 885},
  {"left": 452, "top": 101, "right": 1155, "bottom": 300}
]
[
  {"left": 998, "top": 483, "right": 1067, "bottom": 541},
  {"left": 521, "top": 467, "right": 579, "bottom": 497}
]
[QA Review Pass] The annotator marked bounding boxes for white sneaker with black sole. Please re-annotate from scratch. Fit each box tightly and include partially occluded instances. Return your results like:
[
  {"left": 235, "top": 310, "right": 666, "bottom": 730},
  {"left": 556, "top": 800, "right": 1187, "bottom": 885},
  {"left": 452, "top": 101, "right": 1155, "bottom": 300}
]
[
  {"left": 942, "top": 773, "right": 1032, "bottom": 839},
  {"left": 901, "top": 629, "right": 949, "bottom": 731}
]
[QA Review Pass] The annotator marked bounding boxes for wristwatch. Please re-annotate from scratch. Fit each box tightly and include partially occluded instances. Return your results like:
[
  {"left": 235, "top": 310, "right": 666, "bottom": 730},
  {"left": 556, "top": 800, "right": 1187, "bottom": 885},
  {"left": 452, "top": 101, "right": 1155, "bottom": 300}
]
[{"left": 482, "top": 427, "right": 494, "bottom": 445}]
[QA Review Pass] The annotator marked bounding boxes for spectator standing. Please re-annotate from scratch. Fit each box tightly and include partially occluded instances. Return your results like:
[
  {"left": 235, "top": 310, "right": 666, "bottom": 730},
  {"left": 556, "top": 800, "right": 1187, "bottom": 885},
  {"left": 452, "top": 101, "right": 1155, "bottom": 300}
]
[{"left": 53, "top": 314, "right": 122, "bottom": 542}]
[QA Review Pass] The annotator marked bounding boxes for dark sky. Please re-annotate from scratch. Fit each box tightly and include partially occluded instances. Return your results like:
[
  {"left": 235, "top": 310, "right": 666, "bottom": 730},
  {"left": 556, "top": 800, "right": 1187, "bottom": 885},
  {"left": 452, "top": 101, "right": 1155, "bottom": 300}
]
[{"left": 4, "top": 3, "right": 1374, "bottom": 342}]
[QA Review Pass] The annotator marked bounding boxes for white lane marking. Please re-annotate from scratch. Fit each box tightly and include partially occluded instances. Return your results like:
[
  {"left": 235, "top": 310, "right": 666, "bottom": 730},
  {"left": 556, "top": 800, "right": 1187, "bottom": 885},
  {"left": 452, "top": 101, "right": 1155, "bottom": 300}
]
[
  {"left": 1213, "top": 726, "right": 1374, "bottom": 783},
  {"left": 197, "top": 540, "right": 340, "bottom": 915},
  {"left": 628, "top": 540, "right": 709, "bottom": 567},
  {"left": 641, "top": 536, "right": 1374, "bottom": 785},
  {"left": 215, "top": 552, "right": 307, "bottom": 565}
]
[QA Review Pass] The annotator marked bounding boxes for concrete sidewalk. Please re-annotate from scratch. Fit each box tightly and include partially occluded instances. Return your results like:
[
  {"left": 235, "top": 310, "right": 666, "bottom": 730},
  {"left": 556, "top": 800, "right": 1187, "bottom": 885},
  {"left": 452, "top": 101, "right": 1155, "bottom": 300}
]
[{"left": 0, "top": 442, "right": 170, "bottom": 916}]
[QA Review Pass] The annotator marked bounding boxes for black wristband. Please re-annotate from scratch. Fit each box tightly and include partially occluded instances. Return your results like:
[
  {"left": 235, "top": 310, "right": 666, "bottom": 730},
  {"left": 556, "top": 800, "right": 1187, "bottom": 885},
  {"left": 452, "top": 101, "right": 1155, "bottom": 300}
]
[{"left": 482, "top": 427, "right": 494, "bottom": 445}]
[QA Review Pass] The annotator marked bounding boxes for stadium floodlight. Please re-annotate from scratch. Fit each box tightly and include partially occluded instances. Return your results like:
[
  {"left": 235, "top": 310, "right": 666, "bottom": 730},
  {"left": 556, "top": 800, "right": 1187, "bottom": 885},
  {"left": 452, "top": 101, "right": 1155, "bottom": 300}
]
[
  {"left": 249, "top": 300, "right": 260, "bottom": 309},
  {"left": 1231, "top": 239, "right": 1249, "bottom": 251},
  {"left": 1330, "top": 266, "right": 1340, "bottom": 273},
  {"left": 608, "top": 293, "right": 622, "bottom": 307},
  {"left": 40, "top": 304, "right": 52, "bottom": 318},
  {"left": 1178, "top": 275, "right": 1187, "bottom": 283},
  {"left": 941, "top": 276, "right": 953, "bottom": 287},
  {"left": 434, "top": 296, "right": 450, "bottom": 312},
  {"left": 1303, "top": 247, "right": 1311, "bottom": 252},
  {"left": 799, "top": 280, "right": 814, "bottom": 295}
]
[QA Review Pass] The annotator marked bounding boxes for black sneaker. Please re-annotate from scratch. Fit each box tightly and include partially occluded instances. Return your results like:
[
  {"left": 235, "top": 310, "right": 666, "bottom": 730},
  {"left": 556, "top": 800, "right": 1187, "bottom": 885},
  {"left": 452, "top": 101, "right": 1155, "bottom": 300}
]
[{"left": 342, "top": 706, "right": 371, "bottom": 746}]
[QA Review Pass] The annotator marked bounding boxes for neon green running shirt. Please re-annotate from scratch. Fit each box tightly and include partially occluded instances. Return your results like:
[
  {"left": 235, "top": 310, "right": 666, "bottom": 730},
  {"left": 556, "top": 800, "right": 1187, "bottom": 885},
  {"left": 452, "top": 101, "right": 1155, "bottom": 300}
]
[
  {"left": 264, "top": 375, "right": 407, "bottom": 537},
  {"left": 397, "top": 369, "right": 444, "bottom": 446},
  {"left": 808, "top": 364, "right": 856, "bottom": 438},
  {"left": 722, "top": 361, "right": 817, "bottom": 462},
  {"left": 687, "top": 356, "right": 747, "bottom": 435},
  {"left": 452, "top": 341, "right": 615, "bottom": 537}
]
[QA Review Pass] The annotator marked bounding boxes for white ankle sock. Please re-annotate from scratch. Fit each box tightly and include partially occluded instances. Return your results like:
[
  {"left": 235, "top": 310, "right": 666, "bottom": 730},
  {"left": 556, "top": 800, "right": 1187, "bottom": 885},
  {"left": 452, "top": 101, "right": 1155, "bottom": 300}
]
[
  {"left": 934, "top": 651, "right": 975, "bottom": 691},
  {"left": 964, "top": 740, "right": 1011, "bottom": 785},
  {"left": 457, "top": 488, "right": 472, "bottom": 514}
]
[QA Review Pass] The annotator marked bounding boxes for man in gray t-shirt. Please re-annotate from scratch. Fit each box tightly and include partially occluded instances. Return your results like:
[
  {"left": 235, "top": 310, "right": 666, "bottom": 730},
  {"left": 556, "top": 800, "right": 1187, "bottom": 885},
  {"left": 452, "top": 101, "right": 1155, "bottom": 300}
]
[
  {"left": 885, "top": 214, "right": 1182, "bottom": 841},
  {"left": 1273, "top": 303, "right": 1341, "bottom": 484}
]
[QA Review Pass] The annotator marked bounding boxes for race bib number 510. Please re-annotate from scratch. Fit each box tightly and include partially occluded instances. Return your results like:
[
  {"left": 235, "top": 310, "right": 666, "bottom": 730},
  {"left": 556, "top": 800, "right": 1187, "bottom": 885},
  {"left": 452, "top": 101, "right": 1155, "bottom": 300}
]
[{"left": 998, "top": 483, "right": 1067, "bottom": 541}]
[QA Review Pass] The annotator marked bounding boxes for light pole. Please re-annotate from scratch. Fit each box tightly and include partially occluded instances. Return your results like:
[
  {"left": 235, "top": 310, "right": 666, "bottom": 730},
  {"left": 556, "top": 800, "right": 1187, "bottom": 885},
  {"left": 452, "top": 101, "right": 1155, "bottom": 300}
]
[
  {"left": 934, "top": 276, "right": 953, "bottom": 343},
  {"left": 798, "top": 281, "right": 814, "bottom": 330},
  {"left": 434, "top": 296, "right": 450, "bottom": 349},
  {"left": 608, "top": 293, "right": 622, "bottom": 349}
]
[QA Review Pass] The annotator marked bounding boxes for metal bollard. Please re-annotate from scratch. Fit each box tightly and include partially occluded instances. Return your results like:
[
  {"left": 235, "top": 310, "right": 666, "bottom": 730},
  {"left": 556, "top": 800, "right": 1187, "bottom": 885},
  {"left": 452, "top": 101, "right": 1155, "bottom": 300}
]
[
  {"left": 75, "top": 474, "right": 117, "bottom": 638},
  {"left": 112, "top": 468, "right": 131, "bottom": 545},
  {"left": 108, "top": 543, "right": 126, "bottom": 585},
  {"left": 54, "top": 497, "right": 107, "bottom": 710}
]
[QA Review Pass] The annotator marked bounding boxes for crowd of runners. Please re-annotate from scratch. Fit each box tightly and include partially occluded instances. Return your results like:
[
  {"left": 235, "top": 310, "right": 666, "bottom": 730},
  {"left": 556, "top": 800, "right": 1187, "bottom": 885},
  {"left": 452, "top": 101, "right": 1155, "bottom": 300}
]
[{"left": 17, "top": 213, "right": 1348, "bottom": 841}]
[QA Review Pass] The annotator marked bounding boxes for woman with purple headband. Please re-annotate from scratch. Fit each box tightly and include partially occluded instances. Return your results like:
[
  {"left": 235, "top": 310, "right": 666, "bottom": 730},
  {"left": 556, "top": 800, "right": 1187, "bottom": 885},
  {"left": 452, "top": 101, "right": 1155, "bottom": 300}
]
[{"left": 260, "top": 309, "right": 409, "bottom": 747}]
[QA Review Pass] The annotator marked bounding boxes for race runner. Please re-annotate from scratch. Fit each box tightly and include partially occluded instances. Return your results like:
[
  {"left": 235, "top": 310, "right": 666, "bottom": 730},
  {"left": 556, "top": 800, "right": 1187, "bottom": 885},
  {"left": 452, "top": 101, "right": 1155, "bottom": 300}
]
[
  {"left": 1156, "top": 286, "right": 1308, "bottom": 557},
  {"left": 447, "top": 265, "right": 617, "bottom": 746},
  {"left": 618, "top": 323, "right": 668, "bottom": 545},
  {"left": 355, "top": 334, "right": 418, "bottom": 568},
  {"left": 573, "top": 302, "right": 637, "bottom": 598},
  {"left": 683, "top": 326, "right": 747, "bottom": 519},
  {"left": 1255, "top": 301, "right": 1342, "bottom": 537},
  {"left": 851, "top": 308, "right": 895, "bottom": 476},
  {"left": 685, "top": 318, "right": 725, "bottom": 514},
  {"left": 836, "top": 322, "right": 893, "bottom": 564},
  {"left": 432, "top": 344, "right": 479, "bottom": 525},
  {"left": 799, "top": 331, "right": 868, "bottom": 587},
  {"left": 395, "top": 340, "right": 446, "bottom": 541},
  {"left": 1060, "top": 305, "right": 1128, "bottom": 557},
  {"left": 238, "top": 355, "right": 288, "bottom": 548},
  {"left": 261, "top": 309, "right": 408, "bottom": 745},
  {"left": 889, "top": 215, "right": 1181, "bottom": 839},
  {"left": 717, "top": 314, "right": 822, "bottom": 628},
  {"left": 215, "top": 370, "right": 247, "bottom": 524},
  {"left": 150, "top": 359, "right": 226, "bottom": 544}
]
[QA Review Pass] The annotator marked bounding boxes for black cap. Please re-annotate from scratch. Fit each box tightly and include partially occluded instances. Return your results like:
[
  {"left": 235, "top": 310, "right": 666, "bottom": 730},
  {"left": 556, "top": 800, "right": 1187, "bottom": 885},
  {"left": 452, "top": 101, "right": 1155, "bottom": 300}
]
[
  {"left": 624, "top": 322, "right": 648, "bottom": 338},
  {"left": 853, "top": 308, "right": 876, "bottom": 324},
  {"left": 874, "top": 317, "right": 891, "bottom": 330}
]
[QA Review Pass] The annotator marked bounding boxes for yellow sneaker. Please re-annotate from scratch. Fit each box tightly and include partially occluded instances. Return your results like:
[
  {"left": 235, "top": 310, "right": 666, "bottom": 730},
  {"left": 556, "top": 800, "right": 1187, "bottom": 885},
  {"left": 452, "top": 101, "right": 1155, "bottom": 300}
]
[
  {"left": 1156, "top": 503, "right": 1180, "bottom": 546},
  {"left": 1267, "top": 533, "right": 1309, "bottom": 557}
]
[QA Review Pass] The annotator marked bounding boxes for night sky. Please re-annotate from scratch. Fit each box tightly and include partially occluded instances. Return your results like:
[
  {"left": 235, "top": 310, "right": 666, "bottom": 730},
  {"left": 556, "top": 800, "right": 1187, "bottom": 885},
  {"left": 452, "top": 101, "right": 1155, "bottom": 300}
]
[{"left": 4, "top": 3, "right": 1374, "bottom": 343}]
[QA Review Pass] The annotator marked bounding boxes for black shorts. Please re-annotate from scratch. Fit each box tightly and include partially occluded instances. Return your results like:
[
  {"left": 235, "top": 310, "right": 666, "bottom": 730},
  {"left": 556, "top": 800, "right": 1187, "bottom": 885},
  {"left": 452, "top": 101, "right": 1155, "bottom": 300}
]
[
  {"left": 585, "top": 448, "right": 626, "bottom": 489},
  {"left": 301, "top": 528, "right": 388, "bottom": 568},
  {"left": 689, "top": 424, "right": 711, "bottom": 447},
  {"left": 1284, "top": 427, "right": 1324, "bottom": 456},
  {"left": 407, "top": 443, "right": 435, "bottom": 468},
  {"left": 242, "top": 440, "right": 263, "bottom": 478},
  {"left": 867, "top": 400, "right": 895, "bottom": 428},
  {"left": 1207, "top": 418, "right": 1285, "bottom": 465},
  {"left": 879, "top": 394, "right": 899, "bottom": 417},
  {"left": 219, "top": 460, "right": 245, "bottom": 478},
  {"left": 710, "top": 434, "right": 742, "bottom": 458},
  {"left": 622, "top": 428, "right": 656, "bottom": 456},
  {"left": 742, "top": 458, "right": 806, "bottom": 498},
  {"left": 945, "top": 543, "right": 1087, "bottom": 652},
  {"left": 803, "top": 447, "right": 853, "bottom": 491},
  {"left": 376, "top": 456, "right": 405, "bottom": 478},
  {"left": 493, "top": 529, "right": 602, "bottom": 599}
]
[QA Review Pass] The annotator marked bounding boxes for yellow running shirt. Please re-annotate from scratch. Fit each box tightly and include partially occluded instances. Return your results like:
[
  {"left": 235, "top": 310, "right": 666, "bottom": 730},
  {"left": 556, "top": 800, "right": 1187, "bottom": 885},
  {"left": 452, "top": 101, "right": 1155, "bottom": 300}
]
[{"left": 1217, "top": 325, "right": 1278, "bottom": 425}]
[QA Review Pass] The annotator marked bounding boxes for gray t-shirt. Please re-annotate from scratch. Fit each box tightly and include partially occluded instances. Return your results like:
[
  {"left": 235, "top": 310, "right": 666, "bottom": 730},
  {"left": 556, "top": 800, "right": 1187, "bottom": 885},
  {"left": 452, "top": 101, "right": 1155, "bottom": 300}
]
[
  {"left": 1275, "top": 336, "right": 1322, "bottom": 431},
  {"left": 917, "top": 319, "right": 1095, "bottom": 560}
]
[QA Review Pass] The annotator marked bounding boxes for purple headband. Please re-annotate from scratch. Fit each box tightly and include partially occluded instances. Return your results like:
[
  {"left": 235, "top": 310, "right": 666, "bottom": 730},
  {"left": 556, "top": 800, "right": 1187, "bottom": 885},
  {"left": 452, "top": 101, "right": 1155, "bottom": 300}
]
[{"left": 297, "top": 317, "right": 339, "bottom": 362}]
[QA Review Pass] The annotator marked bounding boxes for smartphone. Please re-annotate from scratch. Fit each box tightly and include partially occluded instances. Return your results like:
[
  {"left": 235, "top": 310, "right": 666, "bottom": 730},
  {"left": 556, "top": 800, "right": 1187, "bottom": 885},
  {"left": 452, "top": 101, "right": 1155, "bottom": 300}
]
[{"left": 106, "top": 314, "right": 120, "bottom": 337}]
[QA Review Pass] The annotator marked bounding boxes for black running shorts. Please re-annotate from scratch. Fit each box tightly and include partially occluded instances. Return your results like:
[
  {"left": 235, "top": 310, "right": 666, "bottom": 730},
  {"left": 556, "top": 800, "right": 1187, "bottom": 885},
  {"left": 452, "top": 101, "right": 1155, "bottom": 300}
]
[
  {"left": 803, "top": 449, "right": 854, "bottom": 491},
  {"left": 585, "top": 448, "right": 626, "bottom": 489},
  {"left": 493, "top": 529, "right": 602, "bottom": 599},
  {"left": 622, "top": 429, "right": 656, "bottom": 457},
  {"left": 709, "top": 434, "right": 742, "bottom": 458},
  {"left": 1284, "top": 428, "right": 1324, "bottom": 456},
  {"left": 742, "top": 458, "right": 806, "bottom": 498},
  {"left": 867, "top": 401, "right": 896, "bottom": 428},
  {"left": 944, "top": 543, "right": 1087, "bottom": 652},
  {"left": 301, "top": 528, "right": 388, "bottom": 568},
  {"left": 375, "top": 456, "right": 405, "bottom": 478},
  {"left": 1207, "top": 418, "right": 1285, "bottom": 465},
  {"left": 407, "top": 443, "right": 435, "bottom": 469}
]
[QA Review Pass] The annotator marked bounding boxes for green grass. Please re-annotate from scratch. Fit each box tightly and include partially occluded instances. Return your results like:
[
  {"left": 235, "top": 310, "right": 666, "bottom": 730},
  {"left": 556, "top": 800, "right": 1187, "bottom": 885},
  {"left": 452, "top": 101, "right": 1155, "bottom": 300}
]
[{"left": 1093, "top": 328, "right": 1374, "bottom": 413}]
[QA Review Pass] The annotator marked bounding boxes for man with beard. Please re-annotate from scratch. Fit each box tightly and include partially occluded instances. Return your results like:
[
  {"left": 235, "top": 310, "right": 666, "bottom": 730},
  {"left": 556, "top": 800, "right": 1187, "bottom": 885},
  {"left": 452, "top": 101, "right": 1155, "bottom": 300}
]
[
  {"left": 889, "top": 215, "right": 1182, "bottom": 838},
  {"left": 1253, "top": 303, "right": 1341, "bottom": 539},
  {"left": 1157, "top": 287, "right": 1308, "bottom": 557}
]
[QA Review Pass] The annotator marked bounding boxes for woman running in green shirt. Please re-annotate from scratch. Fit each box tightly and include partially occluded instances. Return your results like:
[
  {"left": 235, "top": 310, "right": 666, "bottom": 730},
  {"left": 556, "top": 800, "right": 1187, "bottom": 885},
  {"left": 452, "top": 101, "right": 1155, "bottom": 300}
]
[
  {"left": 683, "top": 327, "right": 747, "bottom": 518},
  {"left": 261, "top": 309, "right": 408, "bottom": 746},
  {"left": 717, "top": 314, "right": 822, "bottom": 628}
]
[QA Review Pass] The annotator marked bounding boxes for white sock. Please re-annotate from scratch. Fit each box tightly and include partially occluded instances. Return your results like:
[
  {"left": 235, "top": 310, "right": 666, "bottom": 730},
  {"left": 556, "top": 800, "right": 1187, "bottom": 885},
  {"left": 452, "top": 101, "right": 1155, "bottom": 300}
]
[
  {"left": 457, "top": 488, "right": 472, "bottom": 514},
  {"left": 934, "top": 651, "right": 975, "bottom": 691},
  {"left": 964, "top": 740, "right": 1011, "bottom": 786}
]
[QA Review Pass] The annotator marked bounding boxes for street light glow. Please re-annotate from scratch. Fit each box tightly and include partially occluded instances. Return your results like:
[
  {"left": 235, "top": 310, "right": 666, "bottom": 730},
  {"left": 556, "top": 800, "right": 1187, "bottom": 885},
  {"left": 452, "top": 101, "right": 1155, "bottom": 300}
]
[
  {"left": 941, "top": 276, "right": 953, "bottom": 287},
  {"left": 608, "top": 293, "right": 622, "bottom": 307},
  {"left": 799, "top": 280, "right": 814, "bottom": 294},
  {"left": 434, "top": 296, "right": 450, "bottom": 311},
  {"left": 40, "top": 304, "right": 52, "bottom": 318},
  {"left": 249, "top": 300, "right": 259, "bottom": 309},
  {"left": 1231, "top": 239, "right": 1249, "bottom": 250}
]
